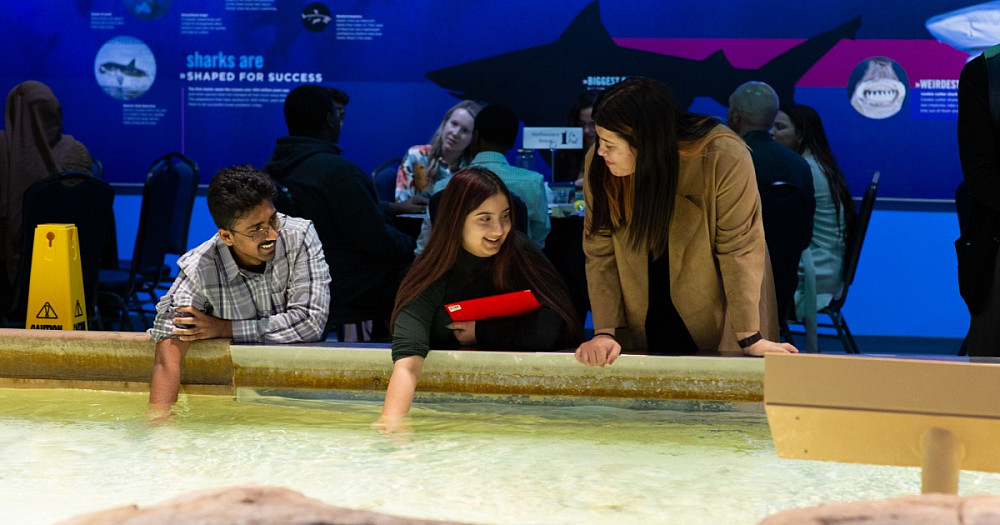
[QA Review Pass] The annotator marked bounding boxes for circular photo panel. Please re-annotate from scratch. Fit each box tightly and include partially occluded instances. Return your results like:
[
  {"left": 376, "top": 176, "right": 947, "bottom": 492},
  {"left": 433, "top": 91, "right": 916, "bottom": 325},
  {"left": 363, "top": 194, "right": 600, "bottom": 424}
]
[
  {"left": 124, "top": 0, "right": 173, "bottom": 20},
  {"left": 301, "top": 3, "right": 332, "bottom": 32},
  {"left": 847, "top": 57, "right": 909, "bottom": 119},
  {"left": 94, "top": 36, "right": 156, "bottom": 100}
]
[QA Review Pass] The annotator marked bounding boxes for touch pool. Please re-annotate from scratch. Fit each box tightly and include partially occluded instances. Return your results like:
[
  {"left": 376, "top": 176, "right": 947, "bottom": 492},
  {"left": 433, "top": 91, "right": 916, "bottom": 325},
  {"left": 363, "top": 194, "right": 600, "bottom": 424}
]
[
  {"left": 6, "top": 388, "right": 1000, "bottom": 524},
  {"left": 3, "top": 329, "right": 1000, "bottom": 524}
]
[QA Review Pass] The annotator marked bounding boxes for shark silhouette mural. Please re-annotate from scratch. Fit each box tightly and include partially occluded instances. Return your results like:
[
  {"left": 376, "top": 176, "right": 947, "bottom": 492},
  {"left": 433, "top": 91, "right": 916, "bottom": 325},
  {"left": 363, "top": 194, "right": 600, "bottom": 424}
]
[{"left": 426, "top": 1, "right": 861, "bottom": 126}]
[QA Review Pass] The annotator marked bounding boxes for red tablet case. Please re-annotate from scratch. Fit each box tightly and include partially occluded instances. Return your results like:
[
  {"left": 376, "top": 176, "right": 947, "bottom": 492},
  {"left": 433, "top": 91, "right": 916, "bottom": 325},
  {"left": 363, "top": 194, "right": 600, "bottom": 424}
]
[{"left": 444, "top": 290, "right": 542, "bottom": 322}]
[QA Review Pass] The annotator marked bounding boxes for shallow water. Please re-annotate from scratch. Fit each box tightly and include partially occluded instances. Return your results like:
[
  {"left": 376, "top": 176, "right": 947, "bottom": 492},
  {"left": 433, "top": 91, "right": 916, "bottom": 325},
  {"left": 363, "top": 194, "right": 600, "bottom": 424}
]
[{"left": 2, "top": 387, "right": 1000, "bottom": 524}]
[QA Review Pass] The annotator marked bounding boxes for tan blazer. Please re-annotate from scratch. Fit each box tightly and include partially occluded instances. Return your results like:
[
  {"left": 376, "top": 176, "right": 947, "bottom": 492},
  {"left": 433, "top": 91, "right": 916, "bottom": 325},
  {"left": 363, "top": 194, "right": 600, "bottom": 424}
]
[{"left": 583, "top": 126, "right": 778, "bottom": 352}]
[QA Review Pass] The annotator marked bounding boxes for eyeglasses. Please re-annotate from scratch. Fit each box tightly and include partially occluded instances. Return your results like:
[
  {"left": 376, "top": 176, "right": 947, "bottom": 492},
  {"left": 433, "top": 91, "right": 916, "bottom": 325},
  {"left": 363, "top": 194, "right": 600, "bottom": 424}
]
[{"left": 230, "top": 213, "right": 284, "bottom": 243}]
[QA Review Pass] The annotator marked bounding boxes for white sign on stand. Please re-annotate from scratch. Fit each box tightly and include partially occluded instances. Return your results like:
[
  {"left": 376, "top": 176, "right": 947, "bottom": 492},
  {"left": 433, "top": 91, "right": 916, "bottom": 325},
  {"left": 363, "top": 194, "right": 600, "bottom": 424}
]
[{"left": 522, "top": 127, "right": 584, "bottom": 150}]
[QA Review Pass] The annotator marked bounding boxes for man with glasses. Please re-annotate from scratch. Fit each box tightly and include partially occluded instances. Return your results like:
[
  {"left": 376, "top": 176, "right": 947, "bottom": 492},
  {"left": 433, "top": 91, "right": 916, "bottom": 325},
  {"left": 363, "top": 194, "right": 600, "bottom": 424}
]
[
  {"left": 264, "top": 84, "right": 414, "bottom": 341},
  {"left": 148, "top": 164, "right": 330, "bottom": 415}
]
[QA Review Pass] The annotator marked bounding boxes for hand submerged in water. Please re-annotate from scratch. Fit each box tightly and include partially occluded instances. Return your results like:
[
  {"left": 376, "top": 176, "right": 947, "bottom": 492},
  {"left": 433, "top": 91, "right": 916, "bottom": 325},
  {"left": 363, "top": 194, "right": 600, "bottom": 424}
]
[
  {"left": 372, "top": 415, "right": 415, "bottom": 448},
  {"left": 146, "top": 403, "right": 176, "bottom": 425}
]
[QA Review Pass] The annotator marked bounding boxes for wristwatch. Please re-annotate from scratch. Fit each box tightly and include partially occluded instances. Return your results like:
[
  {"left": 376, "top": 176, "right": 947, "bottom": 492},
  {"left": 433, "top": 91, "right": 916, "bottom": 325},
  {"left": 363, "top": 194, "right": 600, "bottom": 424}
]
[{"left": 737, "top": 331, "right": 762, "bottom": 349}]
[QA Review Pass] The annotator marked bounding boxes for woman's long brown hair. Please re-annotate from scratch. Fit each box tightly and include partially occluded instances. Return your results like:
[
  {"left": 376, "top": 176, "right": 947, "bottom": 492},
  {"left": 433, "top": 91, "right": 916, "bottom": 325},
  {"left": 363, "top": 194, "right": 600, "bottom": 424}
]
[
  {"left": 391, "top": 166, "right": 582, "bottom": 344},
  {"left": 780, "top": 103, "right": 856, "bottom": 236},
  {"left": 587, "top": 77, "right": 717, "bottom": 259}
]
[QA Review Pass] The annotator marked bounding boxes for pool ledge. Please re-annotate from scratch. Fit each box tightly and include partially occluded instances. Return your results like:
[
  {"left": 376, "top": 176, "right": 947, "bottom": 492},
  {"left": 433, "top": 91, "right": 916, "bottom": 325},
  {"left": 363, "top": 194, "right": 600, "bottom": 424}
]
[
  {"left": 0, "top": 328, "right": 231, "bottom": 394},
  {"left": 0, "top": 329, "right": 764, "bottom": 402}
]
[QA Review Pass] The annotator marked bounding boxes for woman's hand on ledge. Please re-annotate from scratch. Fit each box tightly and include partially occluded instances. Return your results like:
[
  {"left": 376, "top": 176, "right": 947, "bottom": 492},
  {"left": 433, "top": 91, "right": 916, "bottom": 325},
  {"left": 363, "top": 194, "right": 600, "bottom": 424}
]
[
  {"left": 575, "top": 333, "right": 621, "bottom": 367},
  {"left": 743, "top": 338, "right": 799, "bottom": 357}
]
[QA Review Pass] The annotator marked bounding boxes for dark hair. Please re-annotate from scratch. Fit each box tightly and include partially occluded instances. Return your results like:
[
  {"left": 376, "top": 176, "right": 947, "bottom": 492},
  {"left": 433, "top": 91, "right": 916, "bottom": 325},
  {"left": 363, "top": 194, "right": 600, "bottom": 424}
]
[
  {"left": 779, "top": 103, "right": 855, "bottom": 234},
  {"left": 567, "top": 90, "right": 600, "bottom": 127},
  {"left": 283, "top": 84, "right": 349, "bottom": 137},
  {"left": 474, "top": 103, "right": 519, "bottom": 152},
  {"left": 553, "top": 90, "right": 602, "bottom": 183},
  {"left": 392, "top": 166, "right": 582, "bottom": 344},
  {"left": 588, "top": 77, "right": 718, "bottom": 258},
  {"left": 207, "top": 164, "right": 277, "bottom": 229}
]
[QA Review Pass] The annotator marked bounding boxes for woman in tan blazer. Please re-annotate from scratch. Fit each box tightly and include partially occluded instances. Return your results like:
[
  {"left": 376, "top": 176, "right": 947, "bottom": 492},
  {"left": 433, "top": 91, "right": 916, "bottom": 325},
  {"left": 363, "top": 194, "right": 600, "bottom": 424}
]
[{"left": 575, "top": 78, "right": 798, "bottom": 366}]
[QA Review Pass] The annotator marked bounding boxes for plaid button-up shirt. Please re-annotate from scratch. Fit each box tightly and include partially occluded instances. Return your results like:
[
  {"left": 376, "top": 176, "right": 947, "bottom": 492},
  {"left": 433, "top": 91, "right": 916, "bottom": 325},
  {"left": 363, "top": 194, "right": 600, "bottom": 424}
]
[{"left": 148, "top": 216, "right": 330, "bottom": 344}]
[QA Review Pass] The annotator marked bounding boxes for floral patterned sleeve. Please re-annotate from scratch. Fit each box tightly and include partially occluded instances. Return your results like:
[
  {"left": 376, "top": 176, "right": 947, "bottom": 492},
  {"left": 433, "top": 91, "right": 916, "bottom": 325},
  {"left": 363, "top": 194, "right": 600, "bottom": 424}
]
[{"left": 395, "top": 144, "right": 432, "bottom": 202}]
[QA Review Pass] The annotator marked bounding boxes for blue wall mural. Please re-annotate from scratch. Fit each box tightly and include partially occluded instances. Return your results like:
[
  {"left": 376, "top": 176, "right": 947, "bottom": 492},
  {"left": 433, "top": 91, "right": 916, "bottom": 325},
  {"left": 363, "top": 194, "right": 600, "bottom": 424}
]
[{"left": 0, "top": 0, "right": 988, "bottom": 201}]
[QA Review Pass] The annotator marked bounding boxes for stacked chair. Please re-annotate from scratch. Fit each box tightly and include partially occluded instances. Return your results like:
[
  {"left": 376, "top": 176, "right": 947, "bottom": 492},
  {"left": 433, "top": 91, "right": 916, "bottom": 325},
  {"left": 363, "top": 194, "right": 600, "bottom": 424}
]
[
  {"left": 371, "top": 158, "right": 402, "bottom": 202},
  {"left": 97, "top": 153, "right": 199, "bottom": 330}
]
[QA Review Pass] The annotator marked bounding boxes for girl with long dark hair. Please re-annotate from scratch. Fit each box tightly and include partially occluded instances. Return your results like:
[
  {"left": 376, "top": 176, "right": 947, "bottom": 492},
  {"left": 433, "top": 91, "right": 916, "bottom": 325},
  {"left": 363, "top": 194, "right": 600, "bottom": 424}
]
[{"left": 379, "top": 166, "right": 582, "bottom": 423}]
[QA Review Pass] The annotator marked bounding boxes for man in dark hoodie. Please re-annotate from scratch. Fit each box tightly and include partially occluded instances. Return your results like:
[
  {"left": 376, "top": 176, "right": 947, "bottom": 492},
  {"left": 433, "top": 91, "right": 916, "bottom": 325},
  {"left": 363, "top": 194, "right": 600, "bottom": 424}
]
[{"left": 263, "top": 84, "right": 414, "bottom": 339}]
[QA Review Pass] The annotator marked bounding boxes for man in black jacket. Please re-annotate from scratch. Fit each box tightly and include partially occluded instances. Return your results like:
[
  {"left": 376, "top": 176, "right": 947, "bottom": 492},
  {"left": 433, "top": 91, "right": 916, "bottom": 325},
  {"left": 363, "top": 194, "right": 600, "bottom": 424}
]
[
  {"left": 263, "top": 85, "right": 414, "bottom": 339},
  {"left": 728, "top": 81, "right": 815, "bottom": 327},
  {"left": 959, "top": 48, "right": 1000, "bottom": 356}
]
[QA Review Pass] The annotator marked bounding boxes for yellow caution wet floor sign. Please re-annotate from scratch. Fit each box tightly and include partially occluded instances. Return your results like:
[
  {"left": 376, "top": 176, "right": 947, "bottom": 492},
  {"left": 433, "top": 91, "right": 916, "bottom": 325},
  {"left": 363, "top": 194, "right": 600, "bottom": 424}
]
[{"left": 26, "top": 224, "right": 88, "bottom": 330}]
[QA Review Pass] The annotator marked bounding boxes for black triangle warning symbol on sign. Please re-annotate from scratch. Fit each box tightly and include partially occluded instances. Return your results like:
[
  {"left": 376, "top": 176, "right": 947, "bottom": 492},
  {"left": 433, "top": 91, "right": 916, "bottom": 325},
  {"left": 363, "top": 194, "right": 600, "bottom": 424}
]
[
  {"left": 74, "top": 300, "right": 84, "bottom": 317},
  {"left": 36, "top": 302, "right": 58, "bottom": 319}
]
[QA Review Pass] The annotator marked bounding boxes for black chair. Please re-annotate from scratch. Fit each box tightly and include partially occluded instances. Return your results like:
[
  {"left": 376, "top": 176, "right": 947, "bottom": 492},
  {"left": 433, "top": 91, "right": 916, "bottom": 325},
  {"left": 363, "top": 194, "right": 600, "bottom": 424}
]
[
  {"left": 148, "top": 154, "right": 200, "bottom": 297},
  {"left": 97, "top": 154, "right": 198, "bottom": 330},
  {"left": 157, "top": 153, "right": 200, "bottom": 265},
  {"left": 791, "top": 171, "right": 880, "bottom": 353},
  {"left": 91, "top": 157, "right": 104, "bottom": 180},
  {"left": 1, "top": 172, "right": 114, "bottom": 327},
  {"left": 371, "top": 158, "right": 402, "bottom": 202},
  {"left": 759, "top": 180, "right": 815, "bottom": 342}
]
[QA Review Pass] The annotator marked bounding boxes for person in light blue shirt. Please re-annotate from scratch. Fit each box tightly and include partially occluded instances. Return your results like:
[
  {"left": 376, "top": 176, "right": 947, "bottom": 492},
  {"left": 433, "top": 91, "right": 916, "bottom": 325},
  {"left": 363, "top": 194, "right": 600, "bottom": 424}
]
[{"left": 467, "top": 104, "right": 550, "bottom": 247}]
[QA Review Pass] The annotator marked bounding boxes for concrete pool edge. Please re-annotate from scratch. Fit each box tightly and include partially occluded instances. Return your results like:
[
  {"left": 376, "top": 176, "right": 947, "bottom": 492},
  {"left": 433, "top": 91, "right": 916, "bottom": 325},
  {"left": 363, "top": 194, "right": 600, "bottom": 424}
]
[{"left": 0, "top": 328, "right": 765, "bottom": 403}]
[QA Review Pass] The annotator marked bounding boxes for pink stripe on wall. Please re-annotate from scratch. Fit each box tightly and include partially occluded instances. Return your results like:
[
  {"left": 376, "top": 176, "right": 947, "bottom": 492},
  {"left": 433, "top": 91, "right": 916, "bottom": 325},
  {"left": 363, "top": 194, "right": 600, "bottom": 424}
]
[
  {"left": 614, "top": 38, "right": 802, "bottom": 67},
  {"left": 614, "top": 38, "right": 970, "bottom": 87}
]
